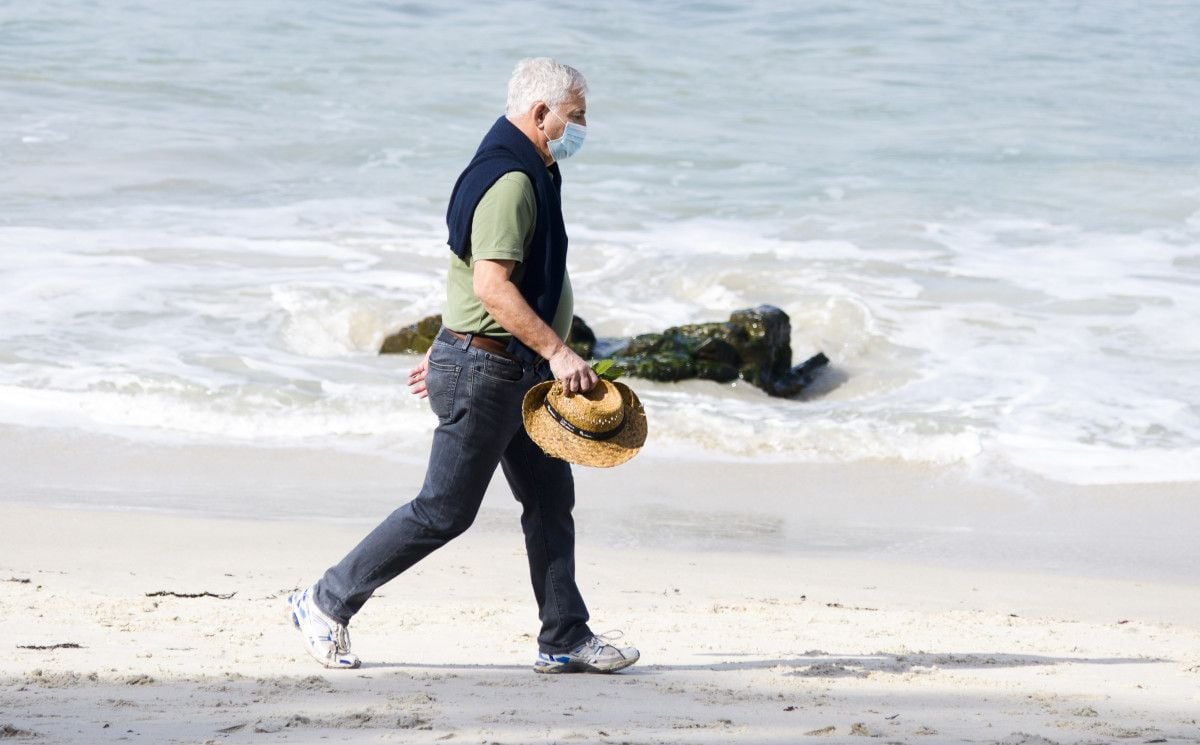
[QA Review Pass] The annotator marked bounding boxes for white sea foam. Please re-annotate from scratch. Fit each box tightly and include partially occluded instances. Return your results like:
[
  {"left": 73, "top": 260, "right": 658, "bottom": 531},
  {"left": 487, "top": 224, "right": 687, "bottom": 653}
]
[{"left": 4, "top": 196, "right": 1200, "bottom": 487}]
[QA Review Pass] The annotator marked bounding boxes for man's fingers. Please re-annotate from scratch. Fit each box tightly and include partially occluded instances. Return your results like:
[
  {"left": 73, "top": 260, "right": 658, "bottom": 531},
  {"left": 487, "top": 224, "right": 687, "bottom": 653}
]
[
  {"left": 556, "top": 363, "right": 603, "bottom": 396},
  {"left": 569, "top": 373, "right": 586, "bottom": 396},
  {"left": 568, "top": 371, "right": 597, "bottom": 394},
  {"left": 549, "top": 347, "right": 603, "bottom": 397},
  {"left": 409, "top": 350, "right": 431, "bottom": 383},
  {"left": 408, "top": 358, "right": 429, "bottom": 398}
]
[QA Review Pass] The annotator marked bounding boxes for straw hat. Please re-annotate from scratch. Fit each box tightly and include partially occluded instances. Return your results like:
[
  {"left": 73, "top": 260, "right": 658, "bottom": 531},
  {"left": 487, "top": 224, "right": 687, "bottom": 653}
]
[{"left": 522, "top": 379, "right": 647, "bottom": 468}]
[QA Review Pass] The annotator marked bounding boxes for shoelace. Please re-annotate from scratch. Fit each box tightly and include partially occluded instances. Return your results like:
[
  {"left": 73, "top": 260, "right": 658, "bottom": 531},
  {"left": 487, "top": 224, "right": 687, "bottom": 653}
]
[
  {"left": 334, "top": 624, "right": 352, "bottom": 654},
  {"left": 303, "top": 590, "right": 352, "bottom": 655},
  {"left": 593, "top": 630, "right": 625, "bottom": 644},
  {"left": 582, "top": 630, "right": 628, "bottom": 660}
]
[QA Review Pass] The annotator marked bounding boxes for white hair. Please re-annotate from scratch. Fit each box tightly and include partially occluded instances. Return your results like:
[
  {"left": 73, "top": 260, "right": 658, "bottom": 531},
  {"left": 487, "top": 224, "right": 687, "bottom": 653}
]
[{"left": 505, "top": 57, "right": 587, "bottom": 117}]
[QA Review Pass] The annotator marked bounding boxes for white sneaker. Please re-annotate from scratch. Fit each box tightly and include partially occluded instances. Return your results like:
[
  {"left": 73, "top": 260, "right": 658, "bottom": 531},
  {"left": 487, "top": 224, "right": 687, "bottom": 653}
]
[
  {"left": 534, "top": 632, "right": 640, "bottom": 674},
  {"left": 287, "top": 586, "right": 360, "bottom": 669}
]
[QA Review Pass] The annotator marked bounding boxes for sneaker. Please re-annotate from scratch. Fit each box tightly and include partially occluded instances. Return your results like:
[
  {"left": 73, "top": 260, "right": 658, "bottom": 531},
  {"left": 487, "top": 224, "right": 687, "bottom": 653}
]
[
  {"left": 534, "top": 632, "right": 640, "bottom": 674},
  {"left": 287, "top": 586, "right": 360, "bottom": 669}
]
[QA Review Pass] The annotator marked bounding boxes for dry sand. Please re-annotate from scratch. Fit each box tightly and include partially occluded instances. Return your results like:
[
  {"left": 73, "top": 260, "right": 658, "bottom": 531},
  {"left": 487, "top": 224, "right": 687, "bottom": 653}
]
[{"left": 2, "top": 504, "right": 1198, "bottom": 744}]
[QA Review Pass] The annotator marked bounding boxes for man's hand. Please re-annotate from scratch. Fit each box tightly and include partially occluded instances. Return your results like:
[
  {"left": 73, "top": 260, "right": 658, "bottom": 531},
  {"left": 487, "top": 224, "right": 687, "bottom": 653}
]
[
  {"left": 550, "top": 346, "right": 598, "bottom": 396},
  {"left": 408, "top": 347, "right": 433, "bottom": 399},
  {"left": 473, "top": 259, "right": 593, "bottom": 393}
]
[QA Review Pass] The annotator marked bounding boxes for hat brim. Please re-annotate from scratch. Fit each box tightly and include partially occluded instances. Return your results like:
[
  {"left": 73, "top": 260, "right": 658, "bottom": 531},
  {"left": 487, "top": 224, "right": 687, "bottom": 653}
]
[{"left": 522, "top": 380, "right": 647, "bottom": 468}]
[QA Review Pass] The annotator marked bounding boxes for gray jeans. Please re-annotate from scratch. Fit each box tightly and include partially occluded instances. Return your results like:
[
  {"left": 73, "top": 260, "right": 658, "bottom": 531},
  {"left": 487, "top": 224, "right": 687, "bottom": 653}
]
[{"left": 314, "top": 328, "right": 593, "bottom": 654}]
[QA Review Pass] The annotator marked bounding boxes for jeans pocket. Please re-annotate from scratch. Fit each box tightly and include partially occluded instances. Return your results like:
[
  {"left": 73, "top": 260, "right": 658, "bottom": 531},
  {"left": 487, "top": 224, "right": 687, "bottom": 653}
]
[
  {"left": 425, "top": 359, "right": 461, "bottom": 421},
  {"left": 473, "top": 353, "right": 525, "bottom": 384}
]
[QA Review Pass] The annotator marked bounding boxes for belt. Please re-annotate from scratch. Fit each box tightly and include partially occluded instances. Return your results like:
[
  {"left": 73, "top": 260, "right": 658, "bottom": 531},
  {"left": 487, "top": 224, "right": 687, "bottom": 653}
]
[{"left": 441, "top": 328, "right": 521, "bottom": 362}]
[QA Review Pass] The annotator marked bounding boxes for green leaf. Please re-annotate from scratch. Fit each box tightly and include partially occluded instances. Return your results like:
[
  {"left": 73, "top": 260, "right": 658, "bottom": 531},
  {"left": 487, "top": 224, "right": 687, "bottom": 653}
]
[{"left": 592, "top": 358, "right": 624, "bottom": 381}]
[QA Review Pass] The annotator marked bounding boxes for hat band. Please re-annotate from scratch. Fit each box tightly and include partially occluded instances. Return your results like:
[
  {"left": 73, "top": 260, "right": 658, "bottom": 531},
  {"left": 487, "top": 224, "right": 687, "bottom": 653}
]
[{"left": 544, "top": 399, "right": 627, "bottom": 442}]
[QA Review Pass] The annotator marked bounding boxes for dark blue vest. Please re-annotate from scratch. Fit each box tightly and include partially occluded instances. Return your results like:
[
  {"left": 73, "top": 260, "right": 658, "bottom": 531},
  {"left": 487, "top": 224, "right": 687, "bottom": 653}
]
[{"left": 446, "top": 116, "right": 568, "bottom": 363}]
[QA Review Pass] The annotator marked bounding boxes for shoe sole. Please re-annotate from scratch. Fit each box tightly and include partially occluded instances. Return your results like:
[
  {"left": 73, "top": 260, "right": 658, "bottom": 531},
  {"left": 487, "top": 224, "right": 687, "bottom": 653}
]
[{"left": 534, "top": 653, "right": 640, "bottom": 674}]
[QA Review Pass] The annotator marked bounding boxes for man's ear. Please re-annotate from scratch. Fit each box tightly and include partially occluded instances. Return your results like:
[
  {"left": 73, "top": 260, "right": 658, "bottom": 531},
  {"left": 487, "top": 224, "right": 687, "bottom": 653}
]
[{"left": 533, "top": 101, "right": 550, "bottom": 128}]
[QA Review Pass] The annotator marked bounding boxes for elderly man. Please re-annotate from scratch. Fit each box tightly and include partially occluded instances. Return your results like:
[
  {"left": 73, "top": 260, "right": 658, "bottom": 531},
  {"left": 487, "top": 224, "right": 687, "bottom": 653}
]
[{"left": 288, "top": 58, "right": 639, "bottom": 675}]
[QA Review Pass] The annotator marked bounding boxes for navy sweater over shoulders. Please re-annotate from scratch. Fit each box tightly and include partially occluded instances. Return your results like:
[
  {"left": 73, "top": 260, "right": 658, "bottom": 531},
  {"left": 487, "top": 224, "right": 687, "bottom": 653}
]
[{"left": 445, "top": 116, "right": 568, "bottom": 363}]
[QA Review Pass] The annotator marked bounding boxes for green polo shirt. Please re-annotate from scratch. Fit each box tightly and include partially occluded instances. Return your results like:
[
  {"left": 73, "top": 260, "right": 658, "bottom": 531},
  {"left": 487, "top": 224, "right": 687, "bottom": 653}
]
[{"left": 442, "top": 170, "right": 574, "bottom": 341}]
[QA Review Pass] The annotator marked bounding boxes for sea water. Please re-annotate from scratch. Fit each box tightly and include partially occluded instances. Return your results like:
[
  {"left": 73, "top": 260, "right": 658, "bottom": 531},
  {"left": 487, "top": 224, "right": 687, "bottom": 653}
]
[{"left": 2, "top": 1, "right": 1199, "bottom": 495}]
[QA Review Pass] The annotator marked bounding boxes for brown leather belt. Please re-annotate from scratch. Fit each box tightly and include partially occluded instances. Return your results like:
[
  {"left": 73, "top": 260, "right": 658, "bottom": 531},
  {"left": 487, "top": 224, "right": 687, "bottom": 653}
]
[{"left": 442, "top": 328, "right": 521, "bottom": 362}]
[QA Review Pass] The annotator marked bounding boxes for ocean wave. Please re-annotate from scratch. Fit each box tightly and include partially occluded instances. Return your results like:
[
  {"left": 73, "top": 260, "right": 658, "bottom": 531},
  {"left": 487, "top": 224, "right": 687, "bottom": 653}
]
[{"left": 3, "top": 206, "right": 1200, "bottom": 487}]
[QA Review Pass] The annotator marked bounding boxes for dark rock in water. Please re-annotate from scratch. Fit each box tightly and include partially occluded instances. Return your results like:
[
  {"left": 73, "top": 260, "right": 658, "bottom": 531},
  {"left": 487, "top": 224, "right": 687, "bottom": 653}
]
[
  {"left": 695, "top": 358, "right": 741, "bottom": 384},
  {"left": 622, "top": 352, "right": 697, "bottom": 382},
  {"left": 692, "top": 336, "right": 741, "bottom": 367},
  {"left": 729, "top": 305, "right": 795, "bottom": 391},
  {"left": 769, "top": 349, "right": 830, "bottom": 397},
  {"left": 380, "top": 314, "right": 443, "bottom": 355},
  {"left": 379, "top": 304, "right": 829, "bottom": 398},
  {"left": 601, "top": 305, "right": 828, "bottom": 397},
  {"left": 567, "top": 316, "right": 596, "bottom": 359}
]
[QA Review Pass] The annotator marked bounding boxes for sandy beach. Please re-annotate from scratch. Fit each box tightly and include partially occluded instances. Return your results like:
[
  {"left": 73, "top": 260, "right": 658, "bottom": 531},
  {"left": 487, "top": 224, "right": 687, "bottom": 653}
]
[{"left": 3, "top": 498, "right": 1198, "bottom": 745}]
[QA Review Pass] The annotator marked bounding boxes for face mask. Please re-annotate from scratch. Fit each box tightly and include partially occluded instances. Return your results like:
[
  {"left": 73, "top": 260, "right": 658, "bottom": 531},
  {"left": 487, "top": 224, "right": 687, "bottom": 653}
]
[{"left": 546, "top": 108, "right": 586, "bottom": 161}]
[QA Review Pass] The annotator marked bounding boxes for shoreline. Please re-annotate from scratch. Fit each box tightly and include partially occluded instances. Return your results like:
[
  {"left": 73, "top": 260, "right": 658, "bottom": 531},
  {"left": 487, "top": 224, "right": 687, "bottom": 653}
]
[
  {"left": 3, "top": 422, "right": 1200, "bottom": 586},
  {"left": 2, "top": 504, "right": 1198, "bottom": 743}
]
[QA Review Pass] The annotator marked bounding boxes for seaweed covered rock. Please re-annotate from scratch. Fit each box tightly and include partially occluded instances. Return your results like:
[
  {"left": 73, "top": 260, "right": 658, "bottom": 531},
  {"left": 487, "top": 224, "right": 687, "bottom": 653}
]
[
  {"left": 379, "top": 314, "right": 443, "bottom": 355},
  {"left": 379, "top": 305, "right": 829, "bottom": 398},
  {"left": 599, "top": 305, "right": 827, "bottom": 397},
  {"left": 566, "top": 315, "right": 596, "bottom": 359}
]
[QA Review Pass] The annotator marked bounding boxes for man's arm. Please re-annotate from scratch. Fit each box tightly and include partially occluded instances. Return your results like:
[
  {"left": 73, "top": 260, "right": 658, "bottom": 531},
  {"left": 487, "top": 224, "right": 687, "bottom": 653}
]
[{"left": 473, "top": 258, "right": 597, "bottom": 395}]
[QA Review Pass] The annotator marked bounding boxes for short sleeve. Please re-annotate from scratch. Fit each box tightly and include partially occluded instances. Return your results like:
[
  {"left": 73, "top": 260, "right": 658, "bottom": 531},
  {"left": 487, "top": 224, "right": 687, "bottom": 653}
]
[{"left": 469, "top": 171, "right": 536, "bottom": 264}]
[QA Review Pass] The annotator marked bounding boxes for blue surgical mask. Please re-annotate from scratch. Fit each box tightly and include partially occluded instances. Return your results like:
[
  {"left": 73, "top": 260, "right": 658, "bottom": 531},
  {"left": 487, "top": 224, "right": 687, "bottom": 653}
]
[{"left": 546, "top": 109, "right": 586, "bottom": 161}]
